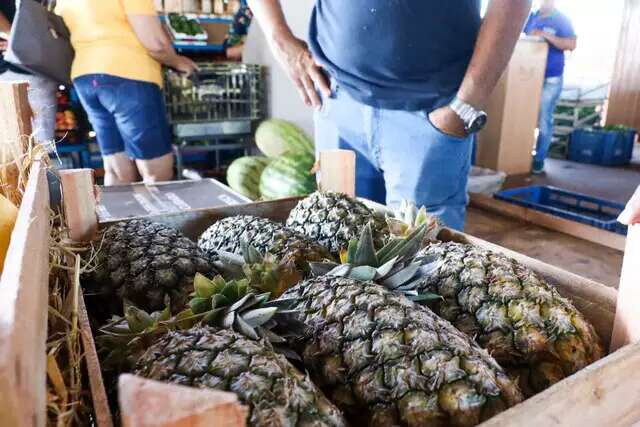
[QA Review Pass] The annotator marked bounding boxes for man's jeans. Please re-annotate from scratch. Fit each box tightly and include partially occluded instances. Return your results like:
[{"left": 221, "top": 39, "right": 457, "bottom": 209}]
[
  {"left": 534, "top": 76, "right": 564, "bottom": 163},
  {"left": 315, "top": 84, "right": 473, "bottom": 231}
]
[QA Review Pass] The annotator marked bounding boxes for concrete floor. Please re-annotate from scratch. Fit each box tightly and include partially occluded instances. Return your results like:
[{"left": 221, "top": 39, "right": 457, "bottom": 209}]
[{"left": 465, "top": 157, "right": 638, "bottom": 289}]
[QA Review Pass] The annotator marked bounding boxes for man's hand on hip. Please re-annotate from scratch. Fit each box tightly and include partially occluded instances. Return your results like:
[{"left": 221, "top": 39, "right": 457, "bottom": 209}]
[
  {"left": 429, "top": 106, "right": 467, "bottom": 138},
  {"left": 272, "top": 31, "right": 330, "bottom": 108}
]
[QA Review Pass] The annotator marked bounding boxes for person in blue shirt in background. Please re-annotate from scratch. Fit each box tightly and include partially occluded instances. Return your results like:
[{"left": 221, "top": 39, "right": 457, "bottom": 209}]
[
  {"left": 248, "top": 0, "right": 531, "bottom": 231},
  {"left": 525, "top": 0, "right": 577, "bottom": 174}
]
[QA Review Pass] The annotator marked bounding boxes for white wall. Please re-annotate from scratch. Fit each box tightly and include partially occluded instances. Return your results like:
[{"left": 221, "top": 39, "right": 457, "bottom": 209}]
[{"left": 243, "top": 0, "right": 316, "bottom": 136}]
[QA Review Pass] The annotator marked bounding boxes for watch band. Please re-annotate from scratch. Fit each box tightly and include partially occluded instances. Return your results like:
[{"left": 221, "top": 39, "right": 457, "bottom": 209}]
[{"left": 450, "top": 96, "right": 482, "bottom": 125}]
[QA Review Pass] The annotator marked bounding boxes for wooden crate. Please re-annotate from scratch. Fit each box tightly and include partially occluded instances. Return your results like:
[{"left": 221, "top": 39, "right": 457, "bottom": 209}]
[
  {"left": 66, "top": 195, "right": 640, "bottom": 427},
  {"left": 0, "top": 160, "right": 51, "bottom": 427}
]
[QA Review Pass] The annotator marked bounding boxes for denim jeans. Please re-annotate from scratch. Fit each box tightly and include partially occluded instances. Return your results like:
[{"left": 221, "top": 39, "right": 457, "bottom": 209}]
[
  {"left": 534, "top": 76, "right": 564, "bottom": 163},
  {"left": 74, "top": 74, "right": 172, "bottom": 160},
  {"left": 315, "top": 84, "right": 473, "bottom": 231}
]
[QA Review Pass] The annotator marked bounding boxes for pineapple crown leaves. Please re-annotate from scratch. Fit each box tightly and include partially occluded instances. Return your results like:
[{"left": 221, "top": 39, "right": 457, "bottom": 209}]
[
  {"left": 215, "top": 239, "right": 304, "bottom": 298},
  {"left": 309, "top": 223, "right": 442, "bottom": 303},
  {"left": 187, "top": 273, "right": 298, "bottom": 343},
  {"left": 97, "top": 273, "right": 304, "bottom": 371},
  {"left": 387, "top": 200, "right": 444, "bottom": 244},
  {"left": 97, "top": 299, "right": 174, "bottom": 372}
]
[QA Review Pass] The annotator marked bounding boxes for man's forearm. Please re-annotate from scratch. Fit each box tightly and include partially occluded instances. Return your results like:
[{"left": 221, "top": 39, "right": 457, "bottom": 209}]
[
  {"left": 457, "top": 0, "right": 531, "bottom": 108},
  {"left": 246, "top": 0, "right": 293, "bottom": 45},
  {"left": 544, "top": 34, "right": 577, "bottom": 52}
]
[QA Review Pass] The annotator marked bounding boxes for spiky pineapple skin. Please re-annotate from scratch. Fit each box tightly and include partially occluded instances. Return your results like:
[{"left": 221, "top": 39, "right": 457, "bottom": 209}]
[
  {"left": 418, "top": 242, "right": 604, "bottom": 396},
  {"left": 198, "top": 215, "right": 333, "bottom": 273},
  {"left": 280, "top": 277, "right": 523, "bottom": 427},
  {"left": 134, "top": 327, "right": 347, "bottom": 427},
  {"left": 286, "top": 192, "right": 390, "bottom": 256},
  {"left": 85, "top": 220, "right": 217, "bottom": 316}
]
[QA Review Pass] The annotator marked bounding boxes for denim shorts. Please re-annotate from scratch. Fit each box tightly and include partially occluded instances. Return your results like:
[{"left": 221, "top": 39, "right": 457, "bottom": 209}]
[{"left": 73, "top": 74, "right": 172, "bottom": 160}]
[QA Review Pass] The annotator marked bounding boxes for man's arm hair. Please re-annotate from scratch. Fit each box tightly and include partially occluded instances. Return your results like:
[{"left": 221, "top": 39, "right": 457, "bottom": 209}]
[
  {"left": 543, "top": 33, "right": 577, "bottom": 52},
  {"left": 246, "top": 0, "right": 292, "bottom": 48},
  {"left": 457, "top": 0, "right": 532, "bottom": 108},
  {"left": 0, "top": 11, "right": 11, "bottom": 34}
]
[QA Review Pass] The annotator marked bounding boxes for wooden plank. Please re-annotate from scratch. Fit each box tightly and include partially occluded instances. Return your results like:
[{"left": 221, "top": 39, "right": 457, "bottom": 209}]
[
  {"left": 470, "top": 193, "right": 626, "bottom": 252},
  {"left": 119, "top": 375, "right": 247, "bottom": 427},
  {"left": 611, "top": 225, "right": 640, "bottom": 351},
  {"left": 78, "top": 288, "right": 114, "bottom": 427},
  {"left": 476, "top": 39, "right": 548, "bottom": 175},
  {"left": 0, "top": 160, "right": 50, "bottom": 427},
  {"left": 59, "top": 169, "right": 99, "bottom": 242},
  {"left": 100, "top": 197, "right": 303, "bottom": 240},
  {"left": 605, "top": 0, "right": 640, "bottom": 131},
  {"left": 481, "top": 341, "right": 640, "bottom": 426},
  {"left": 0, "top": 82, "right": 32, "bottom": 206},
  {"left": 318, "top": 150, "right": 356, "bottom": 197}
]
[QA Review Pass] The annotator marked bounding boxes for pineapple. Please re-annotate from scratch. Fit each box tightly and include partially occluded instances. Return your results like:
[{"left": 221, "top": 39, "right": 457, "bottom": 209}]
[
  {"left": 417, "top": 242, "right": 604, "bottom": 396},
  {"left": 279, "top": 277, "right": 523, "bottom": 426},
  {"left": 98, "top": 274, "right": 300, "bottom": 372},
  {"left": 198, "top": 215, "right": 333, "bottom": 276},
  {"left": 134, "top": 327, "right": 348, "bottom": 427},
  {"left": 85, "top": 220, "right": 218, "bottom": 317},
  {"left": 286, "top": 191, "right": 390, "bottom": 256},
  {"left": 350, "top": 205, "right": 604, "bottom": 396}
]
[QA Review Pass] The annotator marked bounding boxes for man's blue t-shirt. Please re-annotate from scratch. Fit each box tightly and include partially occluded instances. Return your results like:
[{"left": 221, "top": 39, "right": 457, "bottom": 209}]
[
  {"left": 308, "top": 1, "right": 481, "bottom": 112},
  {"left": 524, "top": 10, "right": 576, "bottom": 78}
]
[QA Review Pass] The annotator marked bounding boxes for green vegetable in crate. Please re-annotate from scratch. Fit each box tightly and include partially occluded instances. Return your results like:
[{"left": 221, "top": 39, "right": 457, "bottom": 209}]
[
  {"left": 226, "top": 156, "right": 272, "bottom": 200},
  {"left": 255, "top": 119, "right": 314, "bottom": 159},
  {"left": 259, "top": 152, "right": 316, "bottom": 200}
]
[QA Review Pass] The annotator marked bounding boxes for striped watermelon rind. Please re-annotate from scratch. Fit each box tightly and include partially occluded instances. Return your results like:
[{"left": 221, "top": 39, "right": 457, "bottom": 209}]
[
  {"left": 259, "top": 152, "right": 316, "bottom": 200},
  {"left": 255, "top": 119, "right": 315, "bottom": 159},
  {"left": 226, "top": 156, "right": 272, "bottom": 200}
]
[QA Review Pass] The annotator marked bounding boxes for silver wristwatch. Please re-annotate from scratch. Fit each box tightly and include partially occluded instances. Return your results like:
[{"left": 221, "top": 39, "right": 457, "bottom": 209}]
[{"left": 449, "top": 96, "right": 488, "bottom": 135}]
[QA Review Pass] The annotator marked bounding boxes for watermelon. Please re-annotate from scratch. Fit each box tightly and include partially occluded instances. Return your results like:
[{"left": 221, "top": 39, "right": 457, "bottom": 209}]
[
  {"left": 255, "top": 119, "right": 314, "bottom": 159},
  {"left": 226, "top": 156, "right": 272, "bottom": 200},
  {"left": 259, "top": 152, "right": 317, "bottom": 200}
]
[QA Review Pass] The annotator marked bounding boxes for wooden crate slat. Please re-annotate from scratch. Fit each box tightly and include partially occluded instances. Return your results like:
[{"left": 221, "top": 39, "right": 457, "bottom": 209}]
[
  {"left": 0, "top": 82, "right": 31, "bottom": 206},
  {"left": 481, "top": 341, "right": 640, "bottom": 426},
  {"left": 119, "top": 374, "right": 247, "bottom": 427},
  {"left": 0, "top": 160, "right": 50, "bottom": 427}
]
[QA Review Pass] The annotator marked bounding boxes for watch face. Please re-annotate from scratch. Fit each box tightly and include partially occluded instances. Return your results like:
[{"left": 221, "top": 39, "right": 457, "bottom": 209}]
[{"left": 467, "top": 113, "right": 488, "bottom": 134}]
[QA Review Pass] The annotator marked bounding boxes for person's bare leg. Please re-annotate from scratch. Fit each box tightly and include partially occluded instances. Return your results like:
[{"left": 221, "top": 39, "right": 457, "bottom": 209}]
[
  {"left": 102, "top": 152, "right": 139, "bottom": 185},
  {"left": 136, "top": 152, "right": 174, "bottom": 183}
]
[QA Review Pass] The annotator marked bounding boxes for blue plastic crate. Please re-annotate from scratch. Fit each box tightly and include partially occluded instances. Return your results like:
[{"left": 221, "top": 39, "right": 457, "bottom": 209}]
[
  {"left": 569, "top": 128, "right": 636, "bottom": 166},
  {"left": 495, "top": 186, "right": 628, "bottom": 235}
]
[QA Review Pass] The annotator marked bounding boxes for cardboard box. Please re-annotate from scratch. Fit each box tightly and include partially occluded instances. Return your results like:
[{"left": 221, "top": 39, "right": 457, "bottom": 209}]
[{"left": 476, "top": 38, "right": 549, "bottom": 175}]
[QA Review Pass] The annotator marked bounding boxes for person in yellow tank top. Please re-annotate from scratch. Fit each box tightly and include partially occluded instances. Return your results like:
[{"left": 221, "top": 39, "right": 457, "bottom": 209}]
[{"left": 57, "top": 0, "right": 197, "bottom": 185}]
